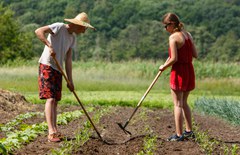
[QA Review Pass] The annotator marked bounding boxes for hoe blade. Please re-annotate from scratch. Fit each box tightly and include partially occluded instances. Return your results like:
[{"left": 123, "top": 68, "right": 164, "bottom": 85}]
[{"left": 117, "top": 122, "right": 132, "bottom": 135}]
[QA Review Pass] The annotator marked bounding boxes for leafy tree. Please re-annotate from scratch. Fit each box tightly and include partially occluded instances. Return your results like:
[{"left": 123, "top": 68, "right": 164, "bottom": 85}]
[
  {"left": 207, "top": 31, "right": 240, "bottom": 62},
  {"left": 0, "top": 3, "right": 33, "bottom": 64},
  {"left": 1, "top": 0, "right": 240, "bottom": 62},
  {"left": 107, "top": 20, "right": 168, "bottom": 61},
  {"left": 187, "top": 26, "right": 215, "bottom": 59}
]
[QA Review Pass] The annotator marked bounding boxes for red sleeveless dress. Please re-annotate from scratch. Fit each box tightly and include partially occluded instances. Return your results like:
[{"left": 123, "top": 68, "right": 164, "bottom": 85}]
[{"left": 168, "top": 33, "right": 195, "bottom": 91}]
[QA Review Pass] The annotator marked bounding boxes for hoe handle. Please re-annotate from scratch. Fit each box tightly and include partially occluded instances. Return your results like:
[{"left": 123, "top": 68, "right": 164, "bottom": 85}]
[
  {"left": 123, "top": 70, "right": 162, "bottom": 128},
  {"left": 52, "top": 56, "right": 103, "bottom": 140}
]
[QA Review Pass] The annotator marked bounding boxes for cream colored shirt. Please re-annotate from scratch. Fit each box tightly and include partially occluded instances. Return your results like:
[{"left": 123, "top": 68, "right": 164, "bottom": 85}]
[{"left": 38, "top": 23, "right": 75, "bottom": 71}]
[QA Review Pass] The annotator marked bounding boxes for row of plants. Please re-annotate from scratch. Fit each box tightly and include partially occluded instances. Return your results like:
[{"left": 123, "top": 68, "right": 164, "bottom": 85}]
[
  {"left": 193, "top": 121, "right": 239, "bottom": 155},
  {"left": 131, "top": 108, "right": 158, "bottom": 154},
  {"left": 1, "top": 97, "right": 239, "bottom": 154},
  {"left": 137, "top": 127, "right": 158, "bottom": 155},
  {"left": 135, "top": 106, "right": 239, "bottom": 154},
  {"left": 50, "top": 106, "right": 111, "bottom": 154},
  {"left": 52, "top": 121, "right": 92, "bottom": 155},
  {"left": 193, "top": 97, "right": 240, "bottom": 154},
  {"left": 134, "top": 112, "right": 239, "bottom": 154},
  {"left": 0, "top": 112, "right": 43, "bottom": 133},
  {"left": 0, "top": 108, "right": 94, "bottom": 154},
  {"left": 194, "top": 97, "right": 240, "bottom": 125}
]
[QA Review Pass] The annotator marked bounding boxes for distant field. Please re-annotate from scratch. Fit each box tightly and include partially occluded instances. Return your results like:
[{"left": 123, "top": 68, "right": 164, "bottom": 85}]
[{"left": 0, "top": 59, "right": 239, "bottom": 108}]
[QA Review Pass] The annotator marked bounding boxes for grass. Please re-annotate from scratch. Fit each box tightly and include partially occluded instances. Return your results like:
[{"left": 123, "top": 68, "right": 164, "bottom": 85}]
[
  {"left": 25, "top": 90, "right": 199, "bottom": 110},
  {"left": 0, "top": 59, "right": 240, "bottom": 110}
]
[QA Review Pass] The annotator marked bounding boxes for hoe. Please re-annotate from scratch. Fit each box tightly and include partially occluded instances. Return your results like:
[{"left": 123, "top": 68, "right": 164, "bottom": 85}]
[
  {"left": 117, "top": 70, "right": 162, "bottom": 135},
  {"left": 52, "top": 56, "right": 105, "bottom": 142},
  {"left": 53, "top": 55, "right": 162, "bottom": 144},
  {"left": 52, "top": 56, "right": 148, "bottom": 145}
]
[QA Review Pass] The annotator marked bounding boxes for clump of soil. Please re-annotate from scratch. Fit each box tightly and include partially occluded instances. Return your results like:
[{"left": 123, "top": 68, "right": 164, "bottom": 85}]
[
  {"left": 0, "top": 89, "right": 29, "bottom": 111},
  {"left": 0, "top": 89, "right": 41, "bottom": 124}
]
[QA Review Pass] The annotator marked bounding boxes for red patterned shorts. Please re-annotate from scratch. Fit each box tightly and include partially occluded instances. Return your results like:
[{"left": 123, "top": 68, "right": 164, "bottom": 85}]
[{"left": 38, "top": 63, "right": 62, "bottom": 101}]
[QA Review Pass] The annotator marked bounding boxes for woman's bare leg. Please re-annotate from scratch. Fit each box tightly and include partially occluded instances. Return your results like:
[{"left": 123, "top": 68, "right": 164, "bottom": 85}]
[
  {"left": 171, "top": 89, "right": 183, "bottom": 136},
  {"left": 182, "top": 91, "right": 192, "bottom": 132}
]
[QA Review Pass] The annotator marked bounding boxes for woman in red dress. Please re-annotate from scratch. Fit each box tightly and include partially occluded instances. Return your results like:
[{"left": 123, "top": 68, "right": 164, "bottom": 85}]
[{"left": 159, "top": 13, "right": 198, "bottom": 141}]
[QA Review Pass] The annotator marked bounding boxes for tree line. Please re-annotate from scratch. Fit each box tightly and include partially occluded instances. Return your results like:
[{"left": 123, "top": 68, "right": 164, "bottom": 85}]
[{"left": 0, "top": 0, "right": 240, "bottom": 64}]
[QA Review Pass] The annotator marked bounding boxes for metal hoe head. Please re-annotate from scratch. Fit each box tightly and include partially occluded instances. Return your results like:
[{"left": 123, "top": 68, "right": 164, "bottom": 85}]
[
  {"left": 116, "top": 71, "right": 162, "bottom": 136},
  {"left": 117, "top": 122, "right": 132, "bottom": 135}
]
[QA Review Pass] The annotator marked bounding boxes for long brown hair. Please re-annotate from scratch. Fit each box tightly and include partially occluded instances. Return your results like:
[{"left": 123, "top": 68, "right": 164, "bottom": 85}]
[{"left": 162, "top": 13, "right": 184, "bottom": 32}]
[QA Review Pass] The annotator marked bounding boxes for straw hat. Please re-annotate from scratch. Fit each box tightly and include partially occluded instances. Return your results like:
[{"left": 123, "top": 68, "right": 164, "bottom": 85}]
[{"left": 64, "top": 12, "right": 95, "bottom": 30}]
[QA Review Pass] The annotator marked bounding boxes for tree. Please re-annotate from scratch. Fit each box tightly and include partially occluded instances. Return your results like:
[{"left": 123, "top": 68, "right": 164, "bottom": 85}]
[
  {"left": 1, "top": 0, "right": 240, "bottom": 62},
  {"left": 0, "top": 3, "right": 33, "bottom": 64},
  {"left": 207, "top": 31, "right": 240, "bottom": 62}
]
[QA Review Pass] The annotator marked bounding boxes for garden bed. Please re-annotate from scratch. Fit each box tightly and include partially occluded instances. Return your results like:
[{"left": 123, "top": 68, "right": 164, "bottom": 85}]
[{"left": 0, "top": 90, "right": 239, "bottom": 154}]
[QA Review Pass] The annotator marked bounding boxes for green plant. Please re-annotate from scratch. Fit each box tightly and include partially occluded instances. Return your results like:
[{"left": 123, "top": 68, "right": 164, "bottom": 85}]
[
  {"left": 193, "top": 125, "right": 219, "bottom": 154},
  {"left": 0, "top": 112, "right": 43, "bottom": 132},
  {"left": 195, "top": 97, "right": 240, "bottom": 125},
  {"left": 0, "top": 109, "right": 92, "bottom": 154},
  {"left": 50, "top": 106, "right": 111, "bottom": 155},
  {"left": 192, "top": 118, "right": 239, "bottom": 154},
  {"left": 231, "top": 144, "right": 239, "bottom": 155},
  {"left": 137, "top": 126, "right": 157, "bottom": 155},
  {"left": 0, "top": 143, "right": 7, "bottom": 155}
]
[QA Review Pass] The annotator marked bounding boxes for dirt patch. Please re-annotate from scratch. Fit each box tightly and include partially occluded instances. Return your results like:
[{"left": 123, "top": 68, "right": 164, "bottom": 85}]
[
  {"left": 0, "top": 89, "right": 42, "bottom": 139},
  {"left": 0, "top": 89, "right": 43, "bottom": 124},
  {"left": 195, "top": 114, "right": 240, "bottom": 154},
  {"left": 13, "top": 107, "right": 205, "bottom": 155},
  {"left": 1, "top": 90, "right": 239, "bottom": 154},
  {"left": 195, "top": 114, "right": 240, "bottom": 143},
  {"left": 0, "top": 89, "right": 80, "bottom": 139}
]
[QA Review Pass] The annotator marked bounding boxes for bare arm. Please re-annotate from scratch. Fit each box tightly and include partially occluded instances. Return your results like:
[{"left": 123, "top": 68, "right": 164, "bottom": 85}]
[
  {"left": 164, "top": 57, "right": 170, "bottom": 65},
  {"left": 65, "top": 48, "right": 74, "bottom": 91},
  {"left": 188, "top": 32, "right": 198, "bottom": 59},
  {"left": 35, "top": 26, "right": 55, "bottom": 55},
  {"left": 159, "top": 36, "right": 178, "bottom": 71}
]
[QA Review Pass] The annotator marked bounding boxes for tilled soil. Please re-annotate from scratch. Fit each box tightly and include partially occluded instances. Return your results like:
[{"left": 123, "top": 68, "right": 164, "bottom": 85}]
[{"left": 1, "top": 89, "right": 240, "bottom": 155}]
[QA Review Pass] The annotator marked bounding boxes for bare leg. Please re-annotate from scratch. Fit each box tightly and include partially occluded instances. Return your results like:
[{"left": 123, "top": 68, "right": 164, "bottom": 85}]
[
  {"left": 171, "top": 89, "right": 183, "bottom": 136},
  {"left": 182, "top": 91, "right": 192, "bottom": 132},
  {"left": 45, "top": 98, "right": 56, "bottom": 134},
  {"left": 52, "top": 101, "right": 58, "bottom": 133}
]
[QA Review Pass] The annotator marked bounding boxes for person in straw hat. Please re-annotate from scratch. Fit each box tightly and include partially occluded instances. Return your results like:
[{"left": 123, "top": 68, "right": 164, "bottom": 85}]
[{"left": 35, "top": 12, "right": 95, "bottom": 142}]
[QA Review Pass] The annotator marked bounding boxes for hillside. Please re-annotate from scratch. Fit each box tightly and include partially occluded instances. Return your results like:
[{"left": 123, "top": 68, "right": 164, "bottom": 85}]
[{"left": 1, "top": 0, "right": 240, "bottom": 63}]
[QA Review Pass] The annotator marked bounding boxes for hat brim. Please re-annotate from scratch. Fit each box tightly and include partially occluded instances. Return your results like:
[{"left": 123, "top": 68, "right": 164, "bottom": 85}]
[{"left": 64, "top": 18, "right": 95, "bottom": 30}]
